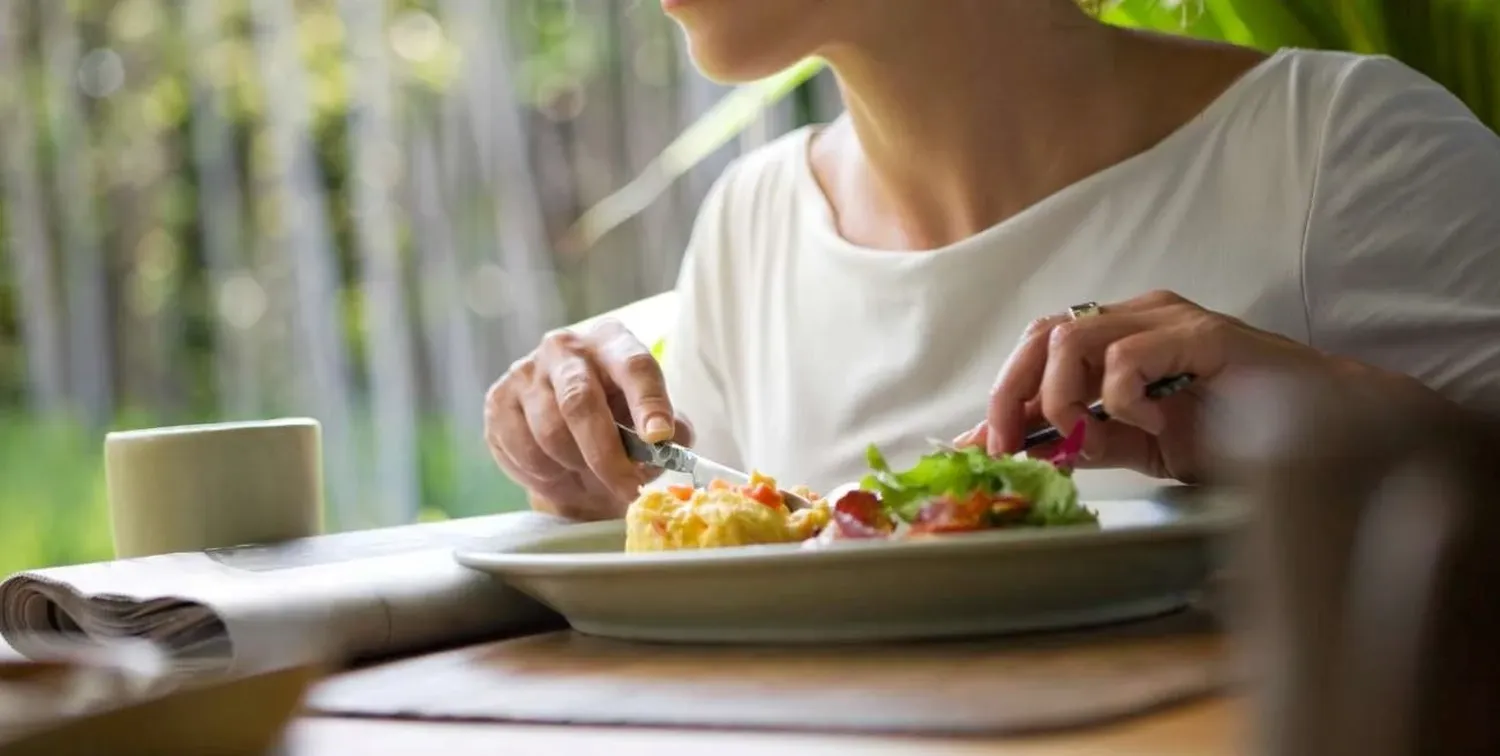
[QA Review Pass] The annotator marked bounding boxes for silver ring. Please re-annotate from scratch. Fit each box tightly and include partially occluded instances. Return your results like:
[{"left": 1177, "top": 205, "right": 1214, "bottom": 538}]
[{"left": 1068, "top": 301, "right": 1102, "bottom": 320}]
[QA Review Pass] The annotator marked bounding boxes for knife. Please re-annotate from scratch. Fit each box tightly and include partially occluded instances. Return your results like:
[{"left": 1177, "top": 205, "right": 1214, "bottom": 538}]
[{"left": 616, "top": 423, "right": 813, "bottom": 510}]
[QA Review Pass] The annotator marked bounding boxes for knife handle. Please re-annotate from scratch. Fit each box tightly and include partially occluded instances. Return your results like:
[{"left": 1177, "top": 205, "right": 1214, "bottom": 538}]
[
  {"left": 616, "top": 422, "right": 698, "bottom": 474},
  {"left": 617, "top": 423, "right": 659, "bottom": 465}
]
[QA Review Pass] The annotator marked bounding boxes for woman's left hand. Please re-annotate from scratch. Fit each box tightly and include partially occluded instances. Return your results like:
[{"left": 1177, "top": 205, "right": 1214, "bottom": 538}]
[{"left": 957, "top": 290, "right": 1414, "bottom": 482}]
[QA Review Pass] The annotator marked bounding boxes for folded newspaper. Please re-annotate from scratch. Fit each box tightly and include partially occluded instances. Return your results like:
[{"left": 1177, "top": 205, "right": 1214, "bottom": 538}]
[{"left": 0, "top": 512, "right": 573, "bottom": 678}]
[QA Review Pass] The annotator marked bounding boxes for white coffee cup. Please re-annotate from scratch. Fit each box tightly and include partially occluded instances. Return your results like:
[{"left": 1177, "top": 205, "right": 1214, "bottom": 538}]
[{"left": 104, "top": 419, "right": 325, "bottom": 558}]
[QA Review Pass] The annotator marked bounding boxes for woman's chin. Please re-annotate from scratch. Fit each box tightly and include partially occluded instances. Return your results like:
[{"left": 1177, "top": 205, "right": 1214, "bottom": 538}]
[
  {"left": 668, "top": 1, "right": 826, "bottom": 84},
  {"left": 683, "top": 41, "right": 802, "bottom": 84},
  {"left": 690, "top": 59, "right": 781, "bottom": 85}
]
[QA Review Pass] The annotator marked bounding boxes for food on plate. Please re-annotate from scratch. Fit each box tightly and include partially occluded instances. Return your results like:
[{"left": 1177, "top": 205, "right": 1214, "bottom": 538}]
[
  {"left": 625, "top": 424, "right": 1097, "bottom": 552},
  {"left": 856, "top": 440, "right": 1097, "bottom": 532},
  {"left": 624, "top": 472, "right": 831, "bottom": 552}
]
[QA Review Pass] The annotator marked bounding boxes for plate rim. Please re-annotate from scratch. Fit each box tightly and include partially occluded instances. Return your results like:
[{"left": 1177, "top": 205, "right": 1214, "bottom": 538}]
[{"left": 455, "top": 491, "right": 1244, "bottom": 576}]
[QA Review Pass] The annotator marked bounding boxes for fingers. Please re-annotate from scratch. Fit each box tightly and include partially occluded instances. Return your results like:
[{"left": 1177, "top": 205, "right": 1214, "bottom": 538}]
[
  {"left": 1098, "top": 322, "right": 1219, "bottom": 433},
  {"left": 1066, "top": 421, "right": 1173, "bottom": 478},
  {"left": 954, "top": 422, "right": 986, "bottom": 449},
  {"left": 547, "top": 351, "right": 644, "bottom": 502},
  {"left": 1039, "top": 314, "right": 1153, "bottom": 438},
  {"left": 986, "top": 291, "right": 1233, "bottom": 456},
  {"left": 988, "top": 315, "right": 1067, "bottom": 455},
  {"left": 590, "top": 321, "right": 676, "bottom": 442},
  {"left": 522, "top": 382, "right": 588, "bottom": 472},
  {"left": 484, "top": 382, "right": 570, "bottom": 492},
  {"left": 987, "top": 304, "right": 1163, "bottom": 454},
  {"left": 485, "top": 321, "right": 671, "bottom": 519},
  {"left": 483, "top": 388, "right": 525, "bottom": 476},
  {"left": 531, "top": 475, "right": 625, "bottom": 521}
]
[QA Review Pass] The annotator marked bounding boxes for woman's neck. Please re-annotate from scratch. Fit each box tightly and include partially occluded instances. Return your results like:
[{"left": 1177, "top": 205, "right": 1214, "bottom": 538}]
[{"left": 812, "top": 7, "right": 1255, "bottom": 250}]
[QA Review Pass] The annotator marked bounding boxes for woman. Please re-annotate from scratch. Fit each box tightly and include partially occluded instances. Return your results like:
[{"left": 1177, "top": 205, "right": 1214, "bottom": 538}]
[{"left": 485, "top": 0, "right": 1500, "bottom": 520}]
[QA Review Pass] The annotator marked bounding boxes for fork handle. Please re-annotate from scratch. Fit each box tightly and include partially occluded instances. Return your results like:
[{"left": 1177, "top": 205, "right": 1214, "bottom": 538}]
[{"left": 1020, "top": 373, "right": 1196, "bottom": 451}]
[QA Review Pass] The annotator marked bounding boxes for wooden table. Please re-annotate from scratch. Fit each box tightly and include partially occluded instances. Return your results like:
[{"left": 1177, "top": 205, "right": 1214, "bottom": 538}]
[
  {"left": 3, "top": 631, "right": 1247, "bottom": 754},
  {"left": 288, "top": 693, "right": 1245, "bottom": 755}
]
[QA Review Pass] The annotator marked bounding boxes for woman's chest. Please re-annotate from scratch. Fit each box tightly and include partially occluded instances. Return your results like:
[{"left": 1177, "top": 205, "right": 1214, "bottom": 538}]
[{"left": 728, "top": 225, "right": 1310, "bottom": 491}]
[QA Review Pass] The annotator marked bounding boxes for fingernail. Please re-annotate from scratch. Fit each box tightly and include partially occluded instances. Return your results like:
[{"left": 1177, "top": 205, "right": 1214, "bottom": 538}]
[
  {"left": 642, "top": 414, "right": 673, "bottom": 441},
  {"left": 954, "top": 424, "right": 986, "bottom": 448}
]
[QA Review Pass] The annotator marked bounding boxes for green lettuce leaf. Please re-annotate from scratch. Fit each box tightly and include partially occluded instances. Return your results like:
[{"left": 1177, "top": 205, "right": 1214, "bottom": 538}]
[{"left": 858, "top": 444, "right": 1098, "bottom": 527}]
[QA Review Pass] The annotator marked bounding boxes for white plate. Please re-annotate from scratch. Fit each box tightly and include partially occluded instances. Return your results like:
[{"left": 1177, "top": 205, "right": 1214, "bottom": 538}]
[{"left": 455, "top": 487, "right": 1243, "bottom": 644}]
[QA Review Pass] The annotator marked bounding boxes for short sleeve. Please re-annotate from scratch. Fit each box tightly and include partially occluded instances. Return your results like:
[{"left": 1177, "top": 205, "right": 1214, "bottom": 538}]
[
  {"left": 662, "top": 167, "right": 745, "bottom": 468},
  {"left": 1302, "top": 56, "right": 1500, "bottom": 412}
]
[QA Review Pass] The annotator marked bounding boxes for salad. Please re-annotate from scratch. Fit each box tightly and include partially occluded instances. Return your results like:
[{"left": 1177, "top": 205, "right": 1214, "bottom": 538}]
[{"left": 811, "top": 421, "right": 1099, "bottom": 544}]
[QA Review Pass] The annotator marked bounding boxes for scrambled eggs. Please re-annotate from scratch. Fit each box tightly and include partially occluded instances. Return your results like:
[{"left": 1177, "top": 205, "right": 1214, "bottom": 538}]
[{"left": 624, "top": 472, "right": 830, "bottom": 551}]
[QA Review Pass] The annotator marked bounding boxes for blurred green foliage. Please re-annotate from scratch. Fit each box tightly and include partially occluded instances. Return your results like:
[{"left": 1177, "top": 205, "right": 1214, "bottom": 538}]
[
  {"left": 0, "top": 413, "right": 113, "bottom": 570},
  {"left": 1103, "top": 0, "right": 1500, "bottom": 130},
  {"left": 0, "top": 410, "right": 528, "bottom": 573},
  {"left": 3, "top": 0, "right": 1497, "bottom": 576},
  {"left": 0, "top": 0, "right": 596, "bottom": 574}
]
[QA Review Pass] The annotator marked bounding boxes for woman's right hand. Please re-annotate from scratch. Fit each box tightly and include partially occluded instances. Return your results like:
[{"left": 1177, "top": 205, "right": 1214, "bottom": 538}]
[{"left": 484, "top": 318, "right": 693, "bottom": 520}]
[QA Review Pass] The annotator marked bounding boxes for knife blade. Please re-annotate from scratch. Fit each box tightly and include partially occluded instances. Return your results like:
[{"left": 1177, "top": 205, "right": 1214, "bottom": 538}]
[{"left": 616, "top": 423, "right": 812, "bottom": 510}]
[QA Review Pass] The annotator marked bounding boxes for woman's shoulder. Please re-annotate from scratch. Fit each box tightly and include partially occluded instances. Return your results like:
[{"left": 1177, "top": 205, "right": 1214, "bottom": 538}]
[
  {"left": 1273, "top": 48, "right": 1498, "bottom": 184},
  {"left": 682, "top": 124, "right": 823, "bottom": 275},
  {"left": 1270, "top": 48, "right": 1430, "bottom": 92},
  {"left": 697, "top": 125, "right": 820, "bottom": 225},
  {"left": 1265, "top": 49, "right": 1484, "bottom": 134},
  {"left": 675, "top": 123, "right": 819, "bottom": 295},
  {"left": 1211, "top": 48, "right": 1494, "bottom": 196}
]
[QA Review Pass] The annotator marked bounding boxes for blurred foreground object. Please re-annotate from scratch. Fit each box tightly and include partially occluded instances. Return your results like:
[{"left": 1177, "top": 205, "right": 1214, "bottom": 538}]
[
  {"left": 1215, "top": 371, "right": 1500, "bottom": 756},
  {"left": 0, "top": 639, "right": 314, "bottom": 755}
]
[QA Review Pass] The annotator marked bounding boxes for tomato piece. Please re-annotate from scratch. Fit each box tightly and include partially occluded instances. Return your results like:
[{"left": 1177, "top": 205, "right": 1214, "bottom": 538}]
[
  {"left": 667, "top": 484, "right": 696, "bottom": 501},
  {"left": 744, "top": 484, "right": 784, "bottom": 509},
  {"left": 830, "top": 490, "right": 890, "bottom": 535}
]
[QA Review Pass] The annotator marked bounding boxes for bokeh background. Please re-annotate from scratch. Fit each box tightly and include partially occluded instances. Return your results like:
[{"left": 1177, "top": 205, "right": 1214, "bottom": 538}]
[{"left": 1, "top": 0, "right": 1495, "bottom": 573}]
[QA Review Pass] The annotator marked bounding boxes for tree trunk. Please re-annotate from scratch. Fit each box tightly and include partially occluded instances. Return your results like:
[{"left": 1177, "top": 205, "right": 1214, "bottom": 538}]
[
  {"left": 408, "top": 117, "right": 489, "bottom": 518},
  {"left": 100, "top": 14, "right": 188, "bottom": 421},
  {"left": 570, "top": 0, "right": 640, "bottom": 316},
  {"left": 617, "top": 7, "right": 686, "bottom": 295},
  {"left": 440, "top": 0, "right": 564, "bottom": 365},
  {"left": 338, "top": 0, "right": 421, "bottom": 525},
  {"left": 39, "top": 1, "right": 112, "bottom": 427},
  {"left": 182, "top": 0, "right": 261, "bottom": 420},
  {"left": 0, "top": 0, "right": 68, "bottom": 417},
  {"left": 249, "top": 0, "right": 362, "bottom": 527}
]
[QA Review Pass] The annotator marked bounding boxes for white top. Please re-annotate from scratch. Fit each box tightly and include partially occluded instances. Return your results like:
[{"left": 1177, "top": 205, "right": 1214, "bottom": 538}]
[{"left": 662, "top": 49, "right": 1500, "bottom": 499}]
